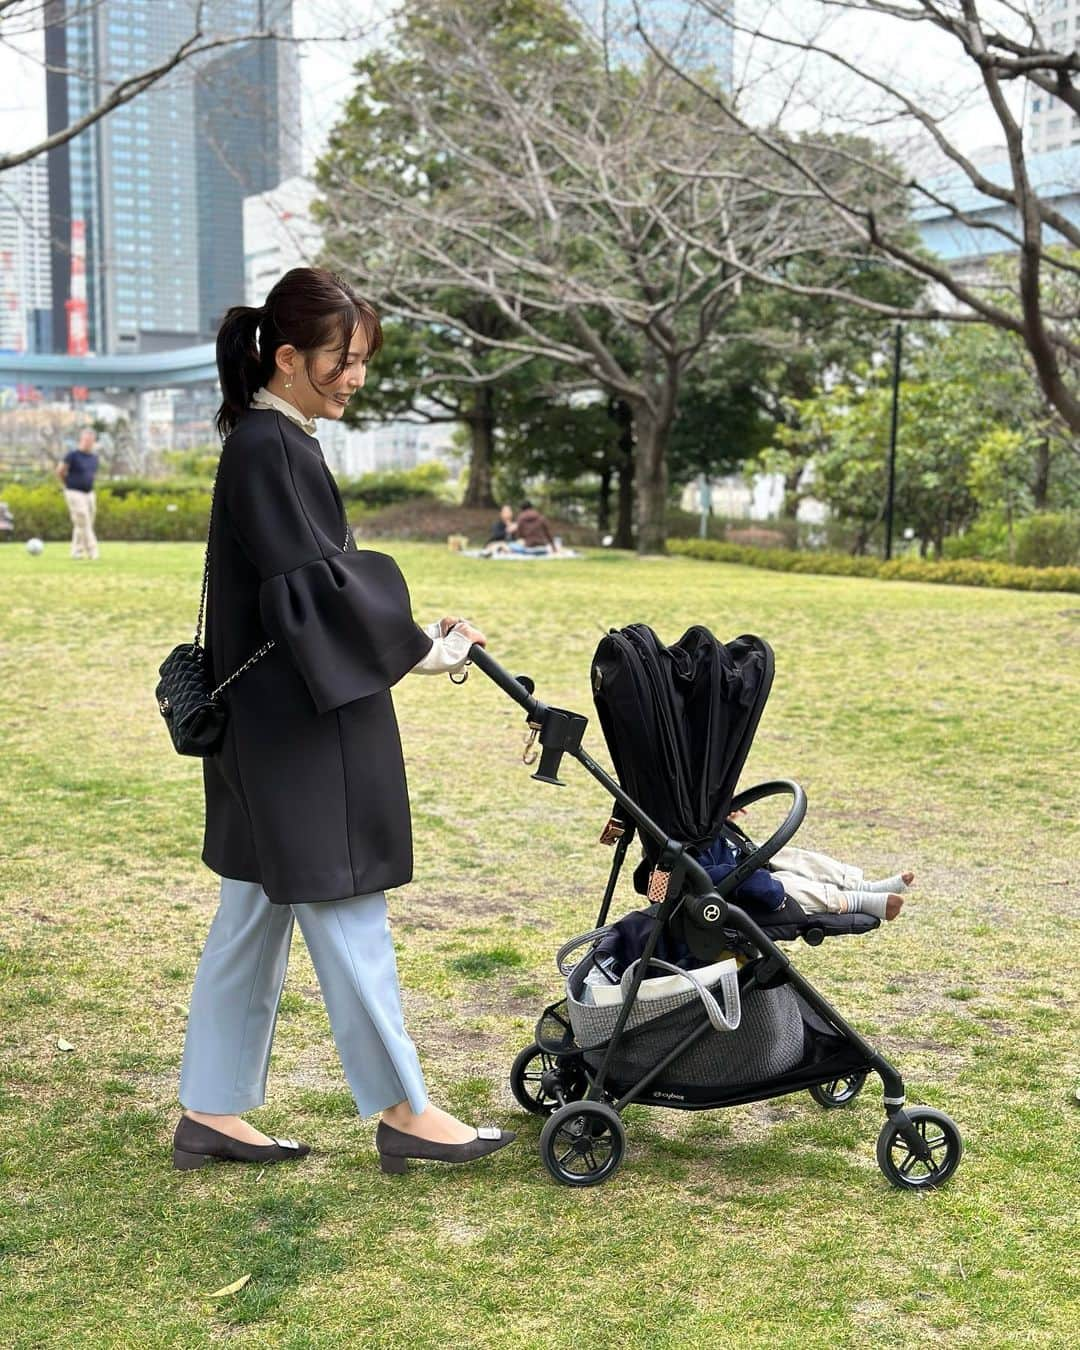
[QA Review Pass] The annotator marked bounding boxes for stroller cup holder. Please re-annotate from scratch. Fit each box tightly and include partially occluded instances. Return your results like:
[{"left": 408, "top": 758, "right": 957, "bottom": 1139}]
[{"left": 530, "top": 707, "right": 588, "bottom": 786}]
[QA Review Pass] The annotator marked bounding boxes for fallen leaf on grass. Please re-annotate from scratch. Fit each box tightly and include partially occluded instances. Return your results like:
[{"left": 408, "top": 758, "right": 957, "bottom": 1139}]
[
  {"left": 56, "top": 1038, "right": 74, "bottom": 1052},
  {"left": 207, "top": 1273, "right": 251, "bottom": 1299}
]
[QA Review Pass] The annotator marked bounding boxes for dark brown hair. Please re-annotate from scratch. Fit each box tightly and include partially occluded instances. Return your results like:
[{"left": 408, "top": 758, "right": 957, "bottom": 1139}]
[{"left": 214, "top": 266, "right": 383, "bottom": 440}]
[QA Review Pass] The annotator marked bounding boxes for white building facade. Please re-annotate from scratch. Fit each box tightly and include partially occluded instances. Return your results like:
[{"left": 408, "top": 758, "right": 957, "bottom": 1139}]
[
  {"left": 1026, "top": 0, "right": 1080, "bottom": 152},
  {"left": 242, "top": 175, "right": 324, "bottom": 306},
  {"left": 0, "top": 158, "right": 53, "bottom": 354}
]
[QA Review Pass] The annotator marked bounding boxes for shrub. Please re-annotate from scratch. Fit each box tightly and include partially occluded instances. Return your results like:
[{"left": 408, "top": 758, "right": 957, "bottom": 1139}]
[
  {"left": 0, "top": 483, "right": 211, "bottom": 541},
  {"left": 1013, "top": 513, "right": 1080, "bottom": 568},
  {"left": 0, "top": 463, "right": 452, "bottom": 542},
  {"left": 667, "top": 537, "right": 1080, "bottom": 593},
  {"left": 336, "top": 462, "right": 448, "bottom": 509},
  {"left": 941, "top": 515, "right": 1011, "bottom": 562}
]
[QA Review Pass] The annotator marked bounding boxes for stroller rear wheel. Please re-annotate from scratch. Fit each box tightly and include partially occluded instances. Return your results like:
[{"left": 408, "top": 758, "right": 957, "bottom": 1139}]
[
  {"left": 510, "top": 1042, "right": 588, "bottom": 1117},
  {"left": 876, "top": 1107, "right": 963, "bottom": 1189},
  {"left": 540, "top": 1101, "right": 625, "bottom": 1187},
  {"left": 808, "top": 1072, "right": 867, "bottom": 1108}
]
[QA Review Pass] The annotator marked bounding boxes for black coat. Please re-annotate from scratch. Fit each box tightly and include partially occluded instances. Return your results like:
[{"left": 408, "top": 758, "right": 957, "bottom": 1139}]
[{"left": 200, "top": 408, "right": 433, "bottom": 904}]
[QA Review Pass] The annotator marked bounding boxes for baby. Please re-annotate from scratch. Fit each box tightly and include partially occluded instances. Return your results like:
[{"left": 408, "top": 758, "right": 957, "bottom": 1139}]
[{"left": 696, "top": 828, "right": 913, "bottom": 922}]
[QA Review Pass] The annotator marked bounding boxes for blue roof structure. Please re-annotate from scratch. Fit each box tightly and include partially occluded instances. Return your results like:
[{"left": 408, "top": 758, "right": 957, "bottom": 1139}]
[
  {"left": 914, "top": 147, "right": 1080, "bottom": 263},
  {"left": 0, "top": 344, "right": 218, "bottom": 391}
]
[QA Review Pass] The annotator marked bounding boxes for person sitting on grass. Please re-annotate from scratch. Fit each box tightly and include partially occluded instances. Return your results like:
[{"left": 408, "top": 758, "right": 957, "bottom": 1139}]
[
  {"left": 696, "top": 828, "right": 913, "bottom": 922},
  {"left": 512, "top": 500, "right": 559, "bottom": 554},
  {"left": 483, "top": 504, "right": 518, "bottom": 556}
]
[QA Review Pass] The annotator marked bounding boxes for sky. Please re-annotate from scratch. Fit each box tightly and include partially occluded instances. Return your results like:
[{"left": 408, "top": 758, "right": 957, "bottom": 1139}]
[{"left": 0, "top": 0, "right": 1023, "bottom": 175}]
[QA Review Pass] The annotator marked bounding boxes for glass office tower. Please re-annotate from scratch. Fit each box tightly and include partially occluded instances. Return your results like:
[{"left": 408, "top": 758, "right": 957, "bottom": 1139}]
[{"left": 46, "top": 0, "right": 298, "bottom": 355}]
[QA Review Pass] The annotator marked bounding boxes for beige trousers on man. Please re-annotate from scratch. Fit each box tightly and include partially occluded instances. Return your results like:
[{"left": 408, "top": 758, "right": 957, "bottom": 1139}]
[
  {"left": 769, "top": 844, "right": 865, "bottom": 914},
  {"left": 64, "top": 488, "right": 99, "bottom": 559}
]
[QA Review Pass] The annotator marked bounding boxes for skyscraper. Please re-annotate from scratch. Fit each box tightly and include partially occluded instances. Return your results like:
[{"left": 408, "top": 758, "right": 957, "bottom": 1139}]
[
  {"left": 1026, "top": 0, "right": 1080, "bottom": 153},
  {"left": 45, "top": 0, "right": 298, "bottom": 356},
  {"left": 0, "top": 158, "right": 53, "bottom": 354}
]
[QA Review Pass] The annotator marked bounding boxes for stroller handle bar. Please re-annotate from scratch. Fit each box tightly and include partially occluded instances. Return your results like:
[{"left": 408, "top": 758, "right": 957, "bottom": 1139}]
[
  {"left": 718, "top": 780, "right": 808, "bottom": 894},
  {"left": 468, "top": 644, "right": 540, "bottom": 718}
]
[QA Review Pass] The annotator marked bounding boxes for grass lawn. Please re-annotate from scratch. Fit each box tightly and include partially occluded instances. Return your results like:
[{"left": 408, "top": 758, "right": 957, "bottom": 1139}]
[{"left": 0, "top": 540, "right": 1076, "bottom": 1349}]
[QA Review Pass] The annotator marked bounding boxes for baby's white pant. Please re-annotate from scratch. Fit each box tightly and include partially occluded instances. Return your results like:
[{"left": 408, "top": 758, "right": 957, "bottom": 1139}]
[{"left": 768, "top": 845, "right": 864, "bottom": 914}]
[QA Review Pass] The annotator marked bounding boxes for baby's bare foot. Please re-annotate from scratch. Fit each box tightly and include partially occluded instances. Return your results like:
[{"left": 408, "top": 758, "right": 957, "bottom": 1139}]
[{"left": 884, "top": 893, "right": 904, "bottom": 921}]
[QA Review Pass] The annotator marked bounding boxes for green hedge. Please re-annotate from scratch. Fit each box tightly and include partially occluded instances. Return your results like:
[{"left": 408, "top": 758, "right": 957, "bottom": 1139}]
[
  {"left": 0, "top": 463, "right": 451, "bottom": 542},
  {"left": 0, "top": 484, "right": 212, "bottom": 541},
  {"left": 666, "top": 538, "right": 1080, "bottom": 594},
  {"left": 337, "top": 462, "right": 448, "bottom": 508},
  {"left": 943, "top": 512, "right": 1080, "bottom": 567}
]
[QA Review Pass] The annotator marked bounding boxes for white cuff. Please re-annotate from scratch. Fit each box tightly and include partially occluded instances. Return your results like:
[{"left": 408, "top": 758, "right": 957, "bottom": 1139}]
[{"left": 411, "top": 625, "right": 472, "bottom": 674}]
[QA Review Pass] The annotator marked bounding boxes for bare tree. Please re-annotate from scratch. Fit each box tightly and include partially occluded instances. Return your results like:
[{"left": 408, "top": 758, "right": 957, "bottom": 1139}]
[
  {"left": 640, "top": 0, "right": 1080, "bottom": 433},
  {"left": 317, "top": 0, "right": 889, "bottom": 551}
]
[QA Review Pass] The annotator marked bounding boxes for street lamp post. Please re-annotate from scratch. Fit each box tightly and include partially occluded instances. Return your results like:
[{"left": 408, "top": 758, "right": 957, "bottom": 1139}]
[{"left": 884, "top": 323, "right": 902, "bottom": 561}]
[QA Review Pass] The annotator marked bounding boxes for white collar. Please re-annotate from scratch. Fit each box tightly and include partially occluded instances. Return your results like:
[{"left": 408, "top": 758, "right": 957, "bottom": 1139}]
[{"left": 250, "top": 386, "right": 318, "bottom": 437}]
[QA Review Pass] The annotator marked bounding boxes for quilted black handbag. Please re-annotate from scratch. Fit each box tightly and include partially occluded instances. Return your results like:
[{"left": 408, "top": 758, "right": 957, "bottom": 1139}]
[
  {"left": 155, "top": 468, "right": 350, "bottom": 757},
  {"left": 155, "top": 471, "right": 274, "bottom": 757}
]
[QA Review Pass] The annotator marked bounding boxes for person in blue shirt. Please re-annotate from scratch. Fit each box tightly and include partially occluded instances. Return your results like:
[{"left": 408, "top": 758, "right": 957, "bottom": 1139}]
[{"left": 56, "top": 426, "right": 100, "bottom": 560}]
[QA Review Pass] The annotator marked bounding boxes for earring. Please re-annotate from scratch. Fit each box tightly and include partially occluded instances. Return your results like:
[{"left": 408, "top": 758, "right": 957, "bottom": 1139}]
[{"left": 284, "top": 377, "right": 293, "bottom": 389}]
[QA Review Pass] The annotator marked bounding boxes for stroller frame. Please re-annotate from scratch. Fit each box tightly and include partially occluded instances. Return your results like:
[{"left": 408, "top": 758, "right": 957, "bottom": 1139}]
[{"left": 472, "top": 646, "right": 963, "bottom": 1190}]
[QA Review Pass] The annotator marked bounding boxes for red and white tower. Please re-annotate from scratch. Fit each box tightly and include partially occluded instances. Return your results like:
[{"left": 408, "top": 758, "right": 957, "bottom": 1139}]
[{"left": 65, "top": 219, "right": 88, "bottom": 357}]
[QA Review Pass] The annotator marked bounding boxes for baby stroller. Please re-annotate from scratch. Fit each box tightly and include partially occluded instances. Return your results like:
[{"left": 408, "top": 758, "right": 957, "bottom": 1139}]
[{"left": 471, "top": 625, "right": 964, "bottom": 1189}]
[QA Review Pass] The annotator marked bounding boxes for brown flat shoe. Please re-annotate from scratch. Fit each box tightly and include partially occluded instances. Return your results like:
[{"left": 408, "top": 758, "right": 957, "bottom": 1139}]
[
  {"left": 375, "top": 1121, "right": 516, "bottom": 1174},
  {"left": 172, "top": 1115, "right": 312, "bottom": 1170}
]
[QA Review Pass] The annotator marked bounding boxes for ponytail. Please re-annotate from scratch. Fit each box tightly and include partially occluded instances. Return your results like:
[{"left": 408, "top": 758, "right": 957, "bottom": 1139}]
[{"left": 215, "top": 305, "right": 271, "bottom": 441}]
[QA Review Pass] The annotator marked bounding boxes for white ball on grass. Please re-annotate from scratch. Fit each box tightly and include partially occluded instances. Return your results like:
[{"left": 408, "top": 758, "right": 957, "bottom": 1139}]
[{"left": 25, "top": 537, "right": 44, "bottom": 556}]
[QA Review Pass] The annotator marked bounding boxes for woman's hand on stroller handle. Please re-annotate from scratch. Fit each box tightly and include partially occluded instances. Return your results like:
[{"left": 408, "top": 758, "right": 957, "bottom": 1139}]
[{"left": 449, "top": 619, "right": 486, "bottom": 647}]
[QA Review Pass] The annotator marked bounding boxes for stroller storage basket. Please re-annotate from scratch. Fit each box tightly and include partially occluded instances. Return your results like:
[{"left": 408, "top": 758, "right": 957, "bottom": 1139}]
[{"left": 567, "top": 963, "right": 804, "bottom": 1090}]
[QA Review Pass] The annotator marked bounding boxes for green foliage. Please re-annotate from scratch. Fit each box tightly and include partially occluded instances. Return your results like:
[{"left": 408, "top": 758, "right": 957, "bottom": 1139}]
[
  {"left": 668, "top": 537, "right": 1080, "bottom": 592},
  {"left": 336, "top": 462, "right": 449, "bottom": 509},
  {"left": 758, "top": 322, "right": 1076, "bottom": 548},
  {"left": 0, "top": 484, "right": 212, "bottom": 541},
  {"left": 159, "top": 448, "right": 221, "bottom": 479},
  {"left": 1012, "top": 512, "right": 1080, "bottom": 567},
  {"left": 968, "top": 429, "right": 1033, "bottom": 520},
  {"left": 943, "top": 511, "right": 1080, "bottom": 567},
  {"left": 0, "top": 464, "right": 448, "bottom": 541},
  {"left": 941, "top": 514, "right": 1012, "bottom": 562}
]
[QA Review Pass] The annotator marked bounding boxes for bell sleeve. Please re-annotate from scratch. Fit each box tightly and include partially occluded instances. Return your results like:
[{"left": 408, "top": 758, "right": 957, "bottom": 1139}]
[{"left": 224, "top": 422, "right": 433, "bottom": 714}]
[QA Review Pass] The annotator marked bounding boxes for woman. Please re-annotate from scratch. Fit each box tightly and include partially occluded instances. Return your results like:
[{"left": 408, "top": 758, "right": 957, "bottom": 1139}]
[{"left": 173, "top": 267, "right": 515, "bottom": 1174}]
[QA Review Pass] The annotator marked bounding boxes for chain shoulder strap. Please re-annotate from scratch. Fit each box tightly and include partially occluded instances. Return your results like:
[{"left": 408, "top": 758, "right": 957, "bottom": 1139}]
[{"left": 199, "top": 456, "right": 351, "bottom": 700}]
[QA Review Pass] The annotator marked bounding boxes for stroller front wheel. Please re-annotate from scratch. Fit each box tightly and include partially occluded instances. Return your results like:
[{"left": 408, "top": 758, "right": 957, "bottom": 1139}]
[
  {"left": 540, "top": 1101, "right": 625, "bottom": 1187},
  {"left": 876, "top": 1107, "right": 963, "bottom": 1190},
  {"left": 509, "top": 1042, "right": 587, "bottom": 1116},
  {"left": 808, "top": 1072, "right": 867, "bottom": 1108}
]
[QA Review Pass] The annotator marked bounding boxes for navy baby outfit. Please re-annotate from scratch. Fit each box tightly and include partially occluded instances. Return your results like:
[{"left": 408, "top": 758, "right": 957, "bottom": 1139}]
[{"left": 696, "top": 835, "right": 785, "bottom": 911}]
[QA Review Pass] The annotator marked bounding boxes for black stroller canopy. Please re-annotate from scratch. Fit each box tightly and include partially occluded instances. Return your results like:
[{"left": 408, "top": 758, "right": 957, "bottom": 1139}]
[{"left": 591, "top": 624, "right": 774, "bottom": 855}]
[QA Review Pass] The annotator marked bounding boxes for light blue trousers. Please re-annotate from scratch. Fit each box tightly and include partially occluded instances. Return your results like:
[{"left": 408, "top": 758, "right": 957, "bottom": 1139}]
[{"left": 179, "top": 877, "right": 428, "bottom": 1118}]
